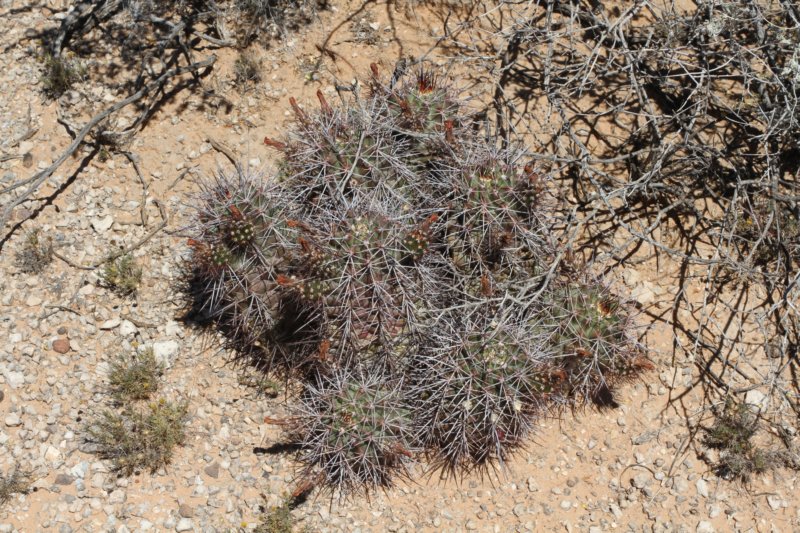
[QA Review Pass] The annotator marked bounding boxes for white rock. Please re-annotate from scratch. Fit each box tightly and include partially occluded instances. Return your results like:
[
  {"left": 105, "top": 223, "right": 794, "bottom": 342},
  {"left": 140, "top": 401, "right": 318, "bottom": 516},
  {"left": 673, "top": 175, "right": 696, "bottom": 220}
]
[
  {"left": 100, "top": 318, "right": 121, "bottom": 330},
  {"left": 153, "top": 340, "right": 180, "bottom": 367},
  {"left": 91, "top": 215, "right": 114, "bottom": 233},
  {"left": 44, "top": 445, "right": 61, "bottom": 462},
  {"left": 119, "top": 320, "right": 138, "bottom": 336},
  {"left": 79, "top": 284, "right": 94, "bottom": 295},
  {"left": 4, "top": 413, "right": 21, "bottom": 427},
  {"left": 745, "top": 389, "right": 769, "bottom": 411},
  {"left": 18, "top": 141, "right": 34, "bottom": 155},
  {"left": 696, "top": 521, "right": 715, "bottom": 533},
  {"left": 767, "top": 495, "right": 784, "bottom": 510},
  {"left": 70, "top": 462, "right": 89, "bottom": 479},
  {"left": 696, "top": 478, "right": 709, "bottom": 498},
  {"left": 165, "top": 321, "right": 183, "bottom": 337},
  {"left": 5, "top": 371, "right": 25, "bottom": 389},
  {"left": 175, "top": 518, "right": 194, "bottom": 532},
  {"left": 631, "top": 284, "right": 655, "bottom": 305},
  {"left": 623, "top": 269, "right": 641, "bottom": 285},
  {"left": 25, "top": 295, "right": 42, "bottom": 306}
]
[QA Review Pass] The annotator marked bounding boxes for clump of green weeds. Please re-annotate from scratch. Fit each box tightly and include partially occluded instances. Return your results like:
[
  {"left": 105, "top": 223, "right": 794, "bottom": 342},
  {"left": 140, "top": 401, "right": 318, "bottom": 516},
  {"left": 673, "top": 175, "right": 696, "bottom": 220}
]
[
  {"left": 0, "top": 468, "right": 31, "bottom": 507},
  {"left": 40, "top": 52, "right": 85, "bottom": 98},
  {"left": 101, "top": 253, "right": 142, "bottom": 295},
  {"left": 703, "top": 399, "right": 790, "bottom": 480},
  {"left": 85, "top": 399, "right": 189, "bottom": 475},
  {"left": 234, "top": 50, "right": 262, "bottom": 89},
  {"left": 108, "top": 348, "right": 163, "bottom": 404},
  {"left": 15, "top": 229, "right": 53, "bottom": 274},
  {"left": 254, "top": 496, "right": 309, "bottom": 533}
]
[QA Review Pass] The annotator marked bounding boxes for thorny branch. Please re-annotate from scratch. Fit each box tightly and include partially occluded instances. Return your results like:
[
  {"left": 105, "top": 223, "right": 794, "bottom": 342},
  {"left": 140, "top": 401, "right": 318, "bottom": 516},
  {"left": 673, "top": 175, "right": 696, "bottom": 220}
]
[
  {"left": 425, "top": 0, "right": 799, "bottom": 444},
  {"left": 0, "top": 54, "right": 216, "bottom": 238}
]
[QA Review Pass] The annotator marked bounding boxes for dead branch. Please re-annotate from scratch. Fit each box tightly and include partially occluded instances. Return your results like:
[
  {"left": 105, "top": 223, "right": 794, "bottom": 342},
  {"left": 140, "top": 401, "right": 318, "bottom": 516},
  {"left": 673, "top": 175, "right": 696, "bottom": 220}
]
[{"left": 0, "top": 54, "right": 216, "bottom": 236}]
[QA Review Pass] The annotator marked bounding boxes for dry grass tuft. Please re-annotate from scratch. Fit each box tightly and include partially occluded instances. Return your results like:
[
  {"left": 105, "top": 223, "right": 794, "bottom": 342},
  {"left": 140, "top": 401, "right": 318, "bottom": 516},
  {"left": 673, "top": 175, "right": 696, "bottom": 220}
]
[
  {"left": 0, "top": 469, "right": 31, "bottom": 507},
  {"left": 101, "top": 253, "right": 142, "bottom": 295},
  {"left": 108, "top": 348, "right": 164, "bottom": 404},
  {"left": 15, "top": 229, "right": 53, "bottom": 274},
  {"left": 85, "top": 399, "right": 189, "bottom": 475}
]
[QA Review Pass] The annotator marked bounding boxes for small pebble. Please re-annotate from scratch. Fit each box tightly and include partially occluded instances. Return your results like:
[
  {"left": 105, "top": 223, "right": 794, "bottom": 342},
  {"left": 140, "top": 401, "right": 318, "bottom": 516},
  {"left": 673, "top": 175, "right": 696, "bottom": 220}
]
[{"left": 52, "top": 338, "right": 71, "bottom": 354}]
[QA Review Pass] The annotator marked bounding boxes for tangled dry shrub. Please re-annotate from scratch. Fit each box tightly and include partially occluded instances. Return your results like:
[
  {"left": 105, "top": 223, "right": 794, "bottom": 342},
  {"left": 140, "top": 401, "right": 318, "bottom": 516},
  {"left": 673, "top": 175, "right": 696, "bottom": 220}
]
[
  {"left": 435, "top": 0, "right": 800, "bottom": 471},
  {"left": 234, "top": 0, "right": 327, "bottom": 45}
]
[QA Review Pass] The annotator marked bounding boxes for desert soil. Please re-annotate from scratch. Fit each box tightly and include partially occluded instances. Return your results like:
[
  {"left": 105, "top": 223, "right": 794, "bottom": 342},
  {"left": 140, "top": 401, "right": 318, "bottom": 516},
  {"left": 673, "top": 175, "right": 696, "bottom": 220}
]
[{"left": 0, "top": 1, "right": 797, "bottom": 532}]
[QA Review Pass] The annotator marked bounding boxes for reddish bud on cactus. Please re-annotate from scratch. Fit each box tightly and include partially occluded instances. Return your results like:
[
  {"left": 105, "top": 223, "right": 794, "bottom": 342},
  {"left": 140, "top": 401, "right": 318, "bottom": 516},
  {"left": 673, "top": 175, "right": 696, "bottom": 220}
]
[
  {"left": 228, "top": 205, "right": 244, "bottom": 221},
  {"left": 263, "top": 416, "right": 291, "bottom": 426},
  {"left": 187, "top": 238, "right": 206, "bottom": 251},
  {"left": 444, "top": 120, "right": 455, "bottom": 144},
  {"left": 291, "top": 477, "right": 318, "bottom": 499},
  {"left": 416, "top": 69, "right": 437, "bottom": 94},
  {"left": 317, "top": 89, "right": 332, "bottom": 115},
  {"left": 318, "top": 339, "right": 330, "bottom": 362},
  {"left": 631, "top": 357, "right": 655, "bottom": 371},
  {"left": 289, "top": 97, "right": 307, "bottom": 122},
  {"left": 263, "top": 136, "right": 286, "bottom": 150},
  {"left": 276, "top": 274, "right": 294, "bottom": 286},
  {"left": 480, "top": 275, "right": 493, "bottom": 297}
]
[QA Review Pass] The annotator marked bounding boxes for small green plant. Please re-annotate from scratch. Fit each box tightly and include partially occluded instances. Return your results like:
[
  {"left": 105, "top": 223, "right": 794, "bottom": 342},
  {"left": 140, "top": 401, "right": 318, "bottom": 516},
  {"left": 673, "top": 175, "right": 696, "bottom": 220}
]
[
  {"left": 101, "top": 253, "right": 142, "bottom": 295},
  {"left": 40, "top": 52, "right": 84, "bottom": 98},
  {"left": 108, "top": 348, "right": 163, "bottom": 404},
  {"left": 234, "top": 51, "right": 262, "bottom": 89},
  {"left": 14, "top": 229, "right": 53, "bottom": 274},
  {"left": 98, "top": 147, "right": 111, "bottom": 163},
  {"left": 238, "top": 371, "right": 281, "bottom": 398},
  {"left": 702, "top": 400, "right": 786, "bottom": 480},
  {"left": 0, "top": 468, "right": 31, "bottom": 507},
  {"left": 85, "top": 399, "right": 189, "bottom": 475},
  {"left": 254, "top": 499, "right": 297, "bottom": 533}
]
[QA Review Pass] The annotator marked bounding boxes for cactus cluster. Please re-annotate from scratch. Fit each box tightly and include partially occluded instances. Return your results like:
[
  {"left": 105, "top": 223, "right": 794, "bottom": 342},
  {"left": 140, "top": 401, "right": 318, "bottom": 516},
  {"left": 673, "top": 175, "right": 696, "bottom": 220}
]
[
  {"left": 182, "top": 63, "right": 649, "bottom": 496},
  {"left": 543, "top": 278, "right": 650, "bottom": 406},
  {"left": 408, "top": 308, "right": 550, "bottom": 476},
  {"left": 287, "top": 369, "right": 415, "bottom": 496}
]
